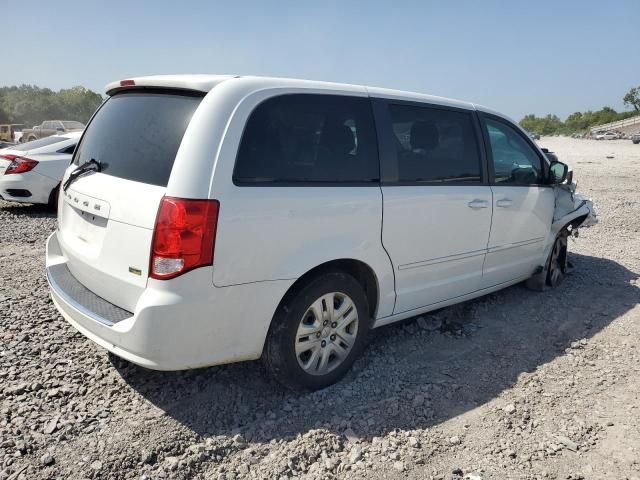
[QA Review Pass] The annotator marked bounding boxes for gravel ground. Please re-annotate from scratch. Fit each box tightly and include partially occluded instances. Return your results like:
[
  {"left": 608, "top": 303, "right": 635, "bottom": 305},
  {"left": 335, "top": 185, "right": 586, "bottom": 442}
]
[{"left": 1, "top": 137, "right": 639, "bottom": 480}]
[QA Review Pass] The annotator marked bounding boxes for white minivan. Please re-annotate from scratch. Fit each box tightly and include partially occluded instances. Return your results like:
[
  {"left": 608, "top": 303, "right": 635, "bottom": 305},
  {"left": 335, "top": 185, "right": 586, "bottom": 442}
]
[{"left": 46, "top": 75, "right": 596, "bottom": 390}]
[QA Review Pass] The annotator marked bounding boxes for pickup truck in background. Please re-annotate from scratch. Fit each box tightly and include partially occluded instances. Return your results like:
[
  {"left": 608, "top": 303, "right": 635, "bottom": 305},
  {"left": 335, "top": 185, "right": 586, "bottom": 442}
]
[
  {"left": 0, "top": 124, "right": 24, "bottom": 143},
  {"left": 21, "top": 120, "right": 85, "bottom": 143}
]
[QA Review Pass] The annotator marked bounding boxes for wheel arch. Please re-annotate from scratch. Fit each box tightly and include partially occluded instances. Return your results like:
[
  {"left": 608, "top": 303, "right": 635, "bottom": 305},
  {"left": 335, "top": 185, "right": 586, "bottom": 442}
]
[
  {"left": 48, "top": 183, "right": 61, "bottom": 208},
  {"left": 527, "top": 213, "right": 585, "bottom": 291},
  {"left": 568, "top": 213, "right": 588, "bottom": 229},
  {"left": 275, "top": 258, "right": 380, "bottom": 321}
]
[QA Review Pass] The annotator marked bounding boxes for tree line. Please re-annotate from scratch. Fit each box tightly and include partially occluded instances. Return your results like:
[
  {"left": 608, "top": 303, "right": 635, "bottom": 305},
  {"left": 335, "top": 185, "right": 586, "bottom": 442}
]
[
  {"left": 1, "top": 82, "right": 638, "bottom": 136},
  {"left": 0, "top": 85, "right": 103, "bottom": 128},
  {"left": 519, "top": 85, "right": 640, "bottom": 135}
]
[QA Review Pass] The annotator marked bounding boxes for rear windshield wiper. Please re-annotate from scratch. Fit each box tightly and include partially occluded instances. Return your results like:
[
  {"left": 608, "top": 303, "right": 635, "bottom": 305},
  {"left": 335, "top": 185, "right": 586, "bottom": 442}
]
[{"left": 63, "top": 158, "right": 101, "bottom": 192}]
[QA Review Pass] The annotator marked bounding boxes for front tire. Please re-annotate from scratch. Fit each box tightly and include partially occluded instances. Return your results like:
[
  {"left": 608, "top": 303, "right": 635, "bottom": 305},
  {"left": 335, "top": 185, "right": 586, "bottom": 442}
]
[
  {"left": 263, "top": 272, "right": 371, "bottom": 391},
  {"left": 546, "top": 230, "right": 568, "bottom": 287}
]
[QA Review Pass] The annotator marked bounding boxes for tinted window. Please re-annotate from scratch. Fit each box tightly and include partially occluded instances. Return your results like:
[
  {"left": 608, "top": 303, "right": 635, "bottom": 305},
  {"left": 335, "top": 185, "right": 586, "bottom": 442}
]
[
  {"left": 234, "top": 94, "right": 378, "bottom": 184},
  {"left": 483, "top": 118, "right": 543, "bottom": 184},
  {"left": 387, "top": 104, "right": 482, "bottom": 183},
  {"left": 74, "top": 92, "right": 202, "bottom": 187},
  {"left": 58, "top": 144, "right": 76, "bottom": 155},
  {"left": 14, "top": 136, "right": 67, "bottom": 151}
]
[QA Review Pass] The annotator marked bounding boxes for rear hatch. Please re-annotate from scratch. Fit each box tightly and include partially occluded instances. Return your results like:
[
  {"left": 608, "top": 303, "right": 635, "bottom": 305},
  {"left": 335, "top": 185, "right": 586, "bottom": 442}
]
[{"left": 57, "top": 90, "right": 204, "bottom": 312}]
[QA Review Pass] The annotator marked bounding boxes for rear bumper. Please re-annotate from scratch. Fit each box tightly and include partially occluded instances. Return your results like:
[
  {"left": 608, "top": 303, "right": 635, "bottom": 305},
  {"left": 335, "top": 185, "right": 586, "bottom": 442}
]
[
  {"left": 47, "top": 262, "right": 133, "bottom": 326},
  {"left": 0, "top": 171, "right": 56, "bottom": 204},
  {"left": 46, "top": 232, "right": 294, "bottom": 370}
]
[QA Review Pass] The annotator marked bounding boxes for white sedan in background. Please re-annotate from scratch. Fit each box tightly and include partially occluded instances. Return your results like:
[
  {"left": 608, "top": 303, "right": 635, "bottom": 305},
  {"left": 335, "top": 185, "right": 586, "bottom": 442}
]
[
  {"left": 596, "top": 131, "right": 619, "bottom": 140},
  {"left": 0, "top": 132, "right": 81, "bottom": 207}
]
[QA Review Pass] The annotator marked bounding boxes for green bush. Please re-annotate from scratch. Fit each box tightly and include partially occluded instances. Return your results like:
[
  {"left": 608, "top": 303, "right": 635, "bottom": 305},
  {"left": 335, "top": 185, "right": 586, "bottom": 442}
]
[{"left": 520, "top": 107, "right": 637, "bottom": 136}]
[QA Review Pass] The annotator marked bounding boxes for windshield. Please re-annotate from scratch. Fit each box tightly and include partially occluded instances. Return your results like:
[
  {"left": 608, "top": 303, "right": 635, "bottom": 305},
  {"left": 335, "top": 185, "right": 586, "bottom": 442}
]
[
  {"left": 62, "top": 121, "right": 85, "bottom": 130},
  {"left": 13, "top": 136, "right": 67, "bottom": 151},
  {"left": 73, "top": 91, "right": 203, "bottom": 187}
]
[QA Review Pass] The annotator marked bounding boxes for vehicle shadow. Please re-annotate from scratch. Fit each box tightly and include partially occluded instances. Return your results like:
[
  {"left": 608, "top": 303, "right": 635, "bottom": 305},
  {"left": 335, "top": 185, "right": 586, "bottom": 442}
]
[
  {"left": 112, "top": 252, "right": 638, "bottom": 443},
  {"left": 0, "top": 201, "right": 56, "bottom": 218}
]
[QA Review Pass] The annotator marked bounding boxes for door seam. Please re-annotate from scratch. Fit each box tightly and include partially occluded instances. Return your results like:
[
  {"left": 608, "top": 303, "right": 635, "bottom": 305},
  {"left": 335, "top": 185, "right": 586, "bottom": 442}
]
[
  {"left": 481, "top": 185, "right": 495, "bottom": 277},
  {"left": 378, "top": 185, "right": 397, "bottom": 315}
]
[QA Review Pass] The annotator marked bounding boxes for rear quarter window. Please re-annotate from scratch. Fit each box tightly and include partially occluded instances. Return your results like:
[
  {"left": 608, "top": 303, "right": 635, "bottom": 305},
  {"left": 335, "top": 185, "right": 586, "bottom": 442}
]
[
  {"left": 57, "top": 144, "right": 76, "bottom": 155},
  {"left": 234, "top": 94, "right": 379, "bottom": 184},
  {"left": 73, "top": 91, "right": 203, "bottom": 187}
]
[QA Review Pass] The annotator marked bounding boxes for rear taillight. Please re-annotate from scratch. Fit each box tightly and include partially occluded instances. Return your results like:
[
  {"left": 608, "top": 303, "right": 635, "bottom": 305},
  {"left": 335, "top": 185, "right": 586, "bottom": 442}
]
[
  {"left": 150, "top": 197, "right": 220, "bottom": 280},
  {"left": 3, "top": 156, "right": 38, "bottom": 175}
]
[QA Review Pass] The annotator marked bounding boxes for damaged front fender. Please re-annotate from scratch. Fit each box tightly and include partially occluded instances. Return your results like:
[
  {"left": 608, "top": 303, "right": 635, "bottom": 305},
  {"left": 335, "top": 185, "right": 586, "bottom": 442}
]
[
  {"left": 546, "top": 178, "right": 597, "bottom": 266},
  {"left": 552, "top": 181, "right": 597, "bottom": 229},
  {"left": 526, "top": 177, "right": 597, "bottom": 290}
]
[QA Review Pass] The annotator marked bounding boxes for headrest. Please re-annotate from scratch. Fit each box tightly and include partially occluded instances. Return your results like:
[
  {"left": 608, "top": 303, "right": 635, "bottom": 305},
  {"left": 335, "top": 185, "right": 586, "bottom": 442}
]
[
  {"left": 322, "top": 124, "right": 356, "bottom": 155},
  {"left": 410, "top": 121, "right": 439, "bottom": 150}
]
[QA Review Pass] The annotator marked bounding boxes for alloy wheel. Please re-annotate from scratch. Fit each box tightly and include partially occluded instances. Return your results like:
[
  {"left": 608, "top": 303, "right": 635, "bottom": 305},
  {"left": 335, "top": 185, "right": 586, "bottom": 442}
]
[{"left": 295, "top": 292, "right": 359, "bottom": 376}]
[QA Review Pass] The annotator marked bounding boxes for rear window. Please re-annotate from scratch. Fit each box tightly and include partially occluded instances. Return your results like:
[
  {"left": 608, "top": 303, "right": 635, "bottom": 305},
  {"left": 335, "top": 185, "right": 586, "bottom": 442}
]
[
  {"left": 14, "top": 136, "right": 67, "bottom": 151},
  {"left": 234, "top": 94, "right": 379, "bottom": 184},
  {"left": 73, "top": 91, "right": 203, "bottom": 187},
  {"left": 62, "top": 121, "right": 85, "bottom": 130}
]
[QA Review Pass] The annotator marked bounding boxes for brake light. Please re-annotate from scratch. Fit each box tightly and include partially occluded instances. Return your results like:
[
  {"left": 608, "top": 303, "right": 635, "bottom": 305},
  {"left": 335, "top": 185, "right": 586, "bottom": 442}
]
[
  {"left": 120, "top": 79, "right": 135, "bottom": 87},
  {"left": 4, "top": 156, "right": 39, "bottom": 175},
  {"left": 150, "top": 197, "right": 220, "bottom": 280}
]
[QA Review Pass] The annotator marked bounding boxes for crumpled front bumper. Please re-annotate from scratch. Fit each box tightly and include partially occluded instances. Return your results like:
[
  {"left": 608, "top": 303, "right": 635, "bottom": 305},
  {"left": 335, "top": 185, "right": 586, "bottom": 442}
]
[
  {"left": 553, "top": 182, "right": 597, "bottom": 229},
  {"left": 573, "top": 194, "right": 597, "bottom": 228}
]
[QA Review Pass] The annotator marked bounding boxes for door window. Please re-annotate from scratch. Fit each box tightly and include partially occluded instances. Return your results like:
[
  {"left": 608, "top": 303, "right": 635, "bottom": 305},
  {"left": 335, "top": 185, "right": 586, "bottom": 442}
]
[
  {"left": 234, "top": 94, "right": 379, "bottom": 184},
  {"left": 385, "top": 104, "right": 482, "bottom": 183},
  {"left": 483, "top": 117, "right": 543, "bottom": 184}
]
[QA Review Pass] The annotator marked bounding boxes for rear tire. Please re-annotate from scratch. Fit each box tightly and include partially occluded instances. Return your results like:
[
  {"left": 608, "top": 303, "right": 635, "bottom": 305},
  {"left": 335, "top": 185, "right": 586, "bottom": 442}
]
[
  {"left": 263, "top": 271, "right": 371, "bottom": 391},
  {"left": 47, "top": 184, "right": 60, "bottom": 211}
]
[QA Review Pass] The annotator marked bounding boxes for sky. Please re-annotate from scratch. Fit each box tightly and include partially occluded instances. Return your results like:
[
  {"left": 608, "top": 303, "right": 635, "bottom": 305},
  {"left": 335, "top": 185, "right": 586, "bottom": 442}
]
[{"left": 4, "top": 0, "right": 639, "bottom": 120}]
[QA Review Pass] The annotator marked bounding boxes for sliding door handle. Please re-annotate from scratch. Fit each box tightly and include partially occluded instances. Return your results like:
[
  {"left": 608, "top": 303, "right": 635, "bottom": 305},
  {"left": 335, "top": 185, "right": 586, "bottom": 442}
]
[
  {"left": 496, "top": 198, "right": 513, "bottom": 208},
  {"left": 467, "top": 199, "right": 489, "bottom": 209}
]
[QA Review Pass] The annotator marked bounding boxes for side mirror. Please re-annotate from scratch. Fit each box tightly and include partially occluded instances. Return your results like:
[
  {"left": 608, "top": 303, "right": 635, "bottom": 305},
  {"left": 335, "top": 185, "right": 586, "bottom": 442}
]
[{"left": 549, "top": 161, "right": 569, "bottom": 184}]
